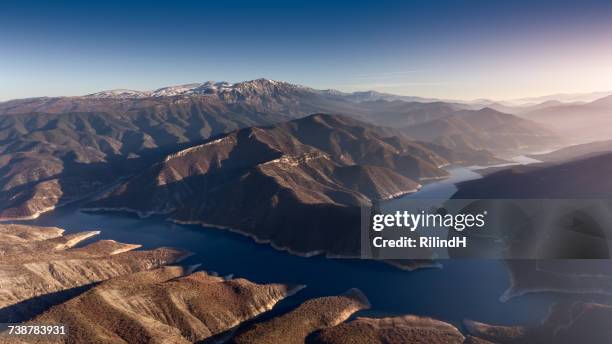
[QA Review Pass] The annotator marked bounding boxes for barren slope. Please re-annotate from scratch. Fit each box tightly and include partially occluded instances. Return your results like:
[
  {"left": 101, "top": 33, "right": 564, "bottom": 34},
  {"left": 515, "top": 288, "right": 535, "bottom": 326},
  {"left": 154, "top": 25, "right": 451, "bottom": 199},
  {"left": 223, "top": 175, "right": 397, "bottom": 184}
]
[
  {"left": 5, "top": 267, "right": 298, "bottom": 344},
  {"left": 233, "top": 289, "right": 370, "bottom": 344},
  {"left": 403, "top": 108, "right": 562, "bottom": 155},
  {"left": 311, "top": 315, "right": 466, "bottom": 344},
  {"left": 0, "top": 224, "right": 189, "bottom": 322},
  {"left": 88, "top": 114, "right": 492, "bottom": 256}
]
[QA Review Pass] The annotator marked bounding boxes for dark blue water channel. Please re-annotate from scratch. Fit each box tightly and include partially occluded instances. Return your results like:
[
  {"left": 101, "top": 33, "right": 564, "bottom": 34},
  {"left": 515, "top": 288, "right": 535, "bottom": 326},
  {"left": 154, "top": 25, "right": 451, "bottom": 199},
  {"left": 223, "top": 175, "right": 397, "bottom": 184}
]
[{"left": 6, "top": 164, "right": 562, "bottom": 328}]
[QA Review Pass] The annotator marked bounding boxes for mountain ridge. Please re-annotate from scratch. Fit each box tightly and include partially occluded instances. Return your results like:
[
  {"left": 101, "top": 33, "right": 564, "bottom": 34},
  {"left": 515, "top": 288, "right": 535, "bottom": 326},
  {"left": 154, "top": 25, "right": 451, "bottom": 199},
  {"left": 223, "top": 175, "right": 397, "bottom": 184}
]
[
  {"left": 0, "top": 78, "right": 562, "bottom": 220},
  {"left": 86, "top": 113, "right": 498, "bottom": 257},
  {"left": 402, "top": 107, "right": 563, "bottom": 154},
  {"left": 521, "top": 94, "right": 612, "bottom": 143}
]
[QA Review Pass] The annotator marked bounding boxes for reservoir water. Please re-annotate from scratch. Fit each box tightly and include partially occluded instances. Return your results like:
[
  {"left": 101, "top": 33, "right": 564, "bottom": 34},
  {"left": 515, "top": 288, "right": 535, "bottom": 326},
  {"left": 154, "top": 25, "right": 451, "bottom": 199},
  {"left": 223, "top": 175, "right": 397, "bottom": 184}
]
[{"left": 7, "top": 160, "right": 559, "bottom": 328}]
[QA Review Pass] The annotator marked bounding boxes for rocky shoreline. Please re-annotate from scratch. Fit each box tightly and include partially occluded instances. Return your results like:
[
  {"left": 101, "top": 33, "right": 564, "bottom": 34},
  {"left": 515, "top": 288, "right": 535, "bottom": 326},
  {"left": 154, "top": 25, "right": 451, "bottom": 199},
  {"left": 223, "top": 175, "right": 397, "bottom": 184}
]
[{"left": 3, "top": 223, "right": 612, "bottom": 343}]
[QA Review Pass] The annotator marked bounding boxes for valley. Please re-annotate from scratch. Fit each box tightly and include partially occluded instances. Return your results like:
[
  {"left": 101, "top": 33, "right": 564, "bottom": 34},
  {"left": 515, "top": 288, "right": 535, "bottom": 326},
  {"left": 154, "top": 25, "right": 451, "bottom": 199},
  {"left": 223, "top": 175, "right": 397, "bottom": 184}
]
[
  {"left": 0, "top": 210, "right": 557, "bottom": 342},
  {"left": 5, "top": 1, "right": 612, "bottom": 342},
  {"left": 0, "top": 79, "right": 565, "bottom": 221},
  {"left": 83, "top": 113, "right": 503, "bottom": 258},
  {"left": 2, "top": 79, "right": 612, "bottom": 343}
]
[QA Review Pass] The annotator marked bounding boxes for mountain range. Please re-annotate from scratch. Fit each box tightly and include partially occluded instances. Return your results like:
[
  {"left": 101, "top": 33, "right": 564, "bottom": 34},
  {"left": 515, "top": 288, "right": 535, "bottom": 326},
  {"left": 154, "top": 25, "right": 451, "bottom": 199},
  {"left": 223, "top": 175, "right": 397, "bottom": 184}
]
[
  {"left": 0, "top": 78, "right": 559, "bottom": 221},
  {"left": 530, "top": 139, "right": 612, "bottom": 162},
  {"left": 86, "top": 114, "right": 499, "bottom": 257},
  {"left": 508, "top": 90, "right": 612, "bottom": 105},
  {"left": 402, "top": 107, "right": 561, "bottom": 155},
  {"left": 519, "top": 95, "right": 612, "bottom": 143},
  {"left": 3, "top": 79, "right": 612, "bottom": 343}
]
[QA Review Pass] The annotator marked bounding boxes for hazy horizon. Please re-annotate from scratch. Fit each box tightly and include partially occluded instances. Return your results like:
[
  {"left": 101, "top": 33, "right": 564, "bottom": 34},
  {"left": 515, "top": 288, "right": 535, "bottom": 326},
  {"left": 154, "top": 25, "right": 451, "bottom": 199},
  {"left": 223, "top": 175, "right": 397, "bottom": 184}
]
[{"left": 3, "top": 0, "right": 612, "bottom": 101}]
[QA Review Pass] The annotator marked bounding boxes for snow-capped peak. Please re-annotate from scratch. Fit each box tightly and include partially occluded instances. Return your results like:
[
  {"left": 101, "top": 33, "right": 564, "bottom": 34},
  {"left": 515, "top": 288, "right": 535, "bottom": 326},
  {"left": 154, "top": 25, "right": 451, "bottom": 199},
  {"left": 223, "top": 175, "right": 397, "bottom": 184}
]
[{"left": 84, "top": 79, "right": 302, "bottom": 99}]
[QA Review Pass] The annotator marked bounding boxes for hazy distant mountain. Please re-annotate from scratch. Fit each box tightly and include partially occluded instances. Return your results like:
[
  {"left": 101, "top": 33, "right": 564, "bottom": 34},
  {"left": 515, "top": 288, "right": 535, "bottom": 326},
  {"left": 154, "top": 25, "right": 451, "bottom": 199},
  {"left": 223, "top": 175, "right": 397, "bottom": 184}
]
[
  {"left": 401, "top": 108, "right": 563, "bottom": 155},
  {"left": 590, "top": 95, "right": 612, "bottom": 107},
  {"left": 482, "top": 99, "right": 581, "bottom": 115},
  {"left": 354, "top": 101, "right": 468, "bottom": 127},
  {"left": 314, "top": 89, "right": 443, "bottom": 103},
  {"left": 509, "top": 91, "right": 612, "bottom": 105},
  {"left": 87, "top": 114, "right": 498, "bottom": 256},
  {"left": 522, "top": 95, "right": 612, "bottom": 143},
  {"left": 530, "top": 139, "right": 612, "bottom": 162}
]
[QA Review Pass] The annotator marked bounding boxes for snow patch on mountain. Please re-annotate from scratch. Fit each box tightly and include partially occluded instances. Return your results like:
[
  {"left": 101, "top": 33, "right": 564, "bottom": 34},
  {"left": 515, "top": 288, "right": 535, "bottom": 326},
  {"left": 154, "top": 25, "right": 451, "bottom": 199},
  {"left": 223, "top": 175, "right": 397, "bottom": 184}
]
[
  {"left": 85, "top": 79, "right": 299, "bottom": 99},
  {"left": 83, "top": 78, "right": 443, "bottom": 104}
]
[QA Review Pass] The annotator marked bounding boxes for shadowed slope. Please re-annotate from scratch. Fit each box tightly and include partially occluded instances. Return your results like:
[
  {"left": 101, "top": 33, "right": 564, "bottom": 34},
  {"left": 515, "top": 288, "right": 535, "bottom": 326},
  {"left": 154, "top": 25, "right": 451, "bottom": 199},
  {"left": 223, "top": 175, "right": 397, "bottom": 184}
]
[
  {"left": 88, "top": 114, "right": 494, "bottom": 257},
  {"left": 4, "top": 267, "right": 300, "bottom": 344},
  {"left": 524, "top": 95, "right": 612, "bottom": 143},
  {"left": 530, "top": 139, "right": 612, "bottom": 163},
  {"left": 465, "top": 302, "right": 612, "bottom": 344},
  {"left": 232, "top": 289, "right": 370, "bottom": 344},
  {"left": 454, "top": 152, "right": 612, "bottom": 199},
  {"left": 403, "top": 108, "right": 562, "bottom": 155},
  {"left": 0, "top": 79, "right": 503, "bottom": 220}
]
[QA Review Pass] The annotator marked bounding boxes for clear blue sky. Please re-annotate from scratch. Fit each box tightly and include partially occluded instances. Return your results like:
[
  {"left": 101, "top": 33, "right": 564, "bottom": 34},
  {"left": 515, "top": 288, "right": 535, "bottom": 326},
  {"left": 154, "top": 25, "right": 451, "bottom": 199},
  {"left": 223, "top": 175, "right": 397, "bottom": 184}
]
[{"left": 2, "top": 0, "right": 612, "bottom": 101}]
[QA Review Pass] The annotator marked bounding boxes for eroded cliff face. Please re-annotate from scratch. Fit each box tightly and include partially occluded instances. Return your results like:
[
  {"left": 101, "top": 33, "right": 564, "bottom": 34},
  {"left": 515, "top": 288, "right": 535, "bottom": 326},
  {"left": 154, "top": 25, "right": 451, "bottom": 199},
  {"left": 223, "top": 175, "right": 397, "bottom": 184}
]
[
  {"left": 310, "top": 315, "right": 466, "bottom": 344},
  {"left": 7, "top": 267, "right": 299, "bottom": 344},
  {"left": 232, "top": 289, "right": 370, "bottom": 344},
  {"left": 4, "top": 224, "right": 612, "bottom": 344},
  {"left": 0, "top": 224, "right": 189, "bottom": 322}
]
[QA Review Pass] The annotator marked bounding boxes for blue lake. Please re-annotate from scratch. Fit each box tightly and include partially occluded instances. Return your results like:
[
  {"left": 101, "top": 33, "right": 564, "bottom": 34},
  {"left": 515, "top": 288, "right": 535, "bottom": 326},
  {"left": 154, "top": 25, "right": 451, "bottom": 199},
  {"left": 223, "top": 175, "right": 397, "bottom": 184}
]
[{"left": 7, "top": 162, "right": 559, "bottom": 328}]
